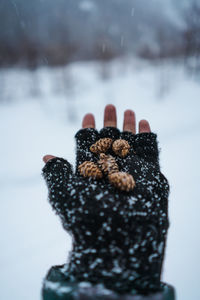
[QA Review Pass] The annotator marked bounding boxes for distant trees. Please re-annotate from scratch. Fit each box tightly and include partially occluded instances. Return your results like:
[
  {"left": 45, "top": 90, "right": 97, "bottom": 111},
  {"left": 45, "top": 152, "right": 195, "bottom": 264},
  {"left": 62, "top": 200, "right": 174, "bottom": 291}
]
[
  {"left": 0, "top": 0, "right": 199, "bottom": 68},
  {"left": 0, "top": 0, "right": 79, "bottom": 67},
  {"left": 181, "top": 1, "right": 200, "bottom": 70}
]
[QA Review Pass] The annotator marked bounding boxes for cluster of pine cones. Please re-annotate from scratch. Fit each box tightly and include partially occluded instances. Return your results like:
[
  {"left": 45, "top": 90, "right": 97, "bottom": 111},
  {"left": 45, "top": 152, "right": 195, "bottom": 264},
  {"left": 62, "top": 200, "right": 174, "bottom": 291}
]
[{"left": 78, "top": 138, "right": 135, "bottom": 192}]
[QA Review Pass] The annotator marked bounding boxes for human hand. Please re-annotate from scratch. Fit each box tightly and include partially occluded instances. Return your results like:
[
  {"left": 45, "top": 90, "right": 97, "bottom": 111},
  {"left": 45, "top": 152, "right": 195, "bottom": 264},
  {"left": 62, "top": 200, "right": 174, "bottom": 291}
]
[{"left": 42, "top": 104, "right": 169, "bottom": 294}]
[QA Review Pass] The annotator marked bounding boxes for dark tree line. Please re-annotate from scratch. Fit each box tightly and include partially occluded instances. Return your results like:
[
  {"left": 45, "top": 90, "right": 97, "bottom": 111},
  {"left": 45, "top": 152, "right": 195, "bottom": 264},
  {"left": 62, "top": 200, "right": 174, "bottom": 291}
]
[
  {"left": 0, "top": 0, "right": 199, "bottom": 68},
  {"left": 182, "top": 2, "right": 200, "bottom": 63}
]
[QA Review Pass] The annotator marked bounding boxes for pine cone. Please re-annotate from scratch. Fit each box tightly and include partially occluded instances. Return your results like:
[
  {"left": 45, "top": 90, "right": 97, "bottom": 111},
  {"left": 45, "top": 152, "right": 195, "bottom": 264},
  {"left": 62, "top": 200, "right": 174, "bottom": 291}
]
[
  {"left": 78, "top": 161, "right": 103, "bottom": 179},
  {"left": 90, "top": 138, "right": 113, "bottom": 154},
  {"left": 108, "top": 172, "right": 135, "bottom": 191},
  {"left": 112, "top": 139, "right": 130, "bottom": 157},
  {"left": 98, "top": 153, "right": 119, "bottom": 175}
]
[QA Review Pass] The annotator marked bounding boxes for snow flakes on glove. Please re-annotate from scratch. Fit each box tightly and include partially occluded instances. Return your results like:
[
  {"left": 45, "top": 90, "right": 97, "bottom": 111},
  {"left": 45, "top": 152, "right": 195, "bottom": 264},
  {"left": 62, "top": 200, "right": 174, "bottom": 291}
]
[{"left": 42, "top": 127, "right": 170, "bottom": 295}]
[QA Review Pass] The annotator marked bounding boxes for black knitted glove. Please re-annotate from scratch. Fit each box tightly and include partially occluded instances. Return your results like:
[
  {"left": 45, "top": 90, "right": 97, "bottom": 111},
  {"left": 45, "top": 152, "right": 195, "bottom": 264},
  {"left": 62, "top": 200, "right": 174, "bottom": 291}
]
[{"left": 42, "top": 127, "right": 169, "bottom": 295}]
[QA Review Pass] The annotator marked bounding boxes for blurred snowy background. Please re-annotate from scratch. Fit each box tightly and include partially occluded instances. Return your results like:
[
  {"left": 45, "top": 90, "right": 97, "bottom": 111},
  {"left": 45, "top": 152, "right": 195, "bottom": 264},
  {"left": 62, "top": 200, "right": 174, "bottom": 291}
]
[{"left": 0, "top": 0, "right": 200, "bottom": 300}]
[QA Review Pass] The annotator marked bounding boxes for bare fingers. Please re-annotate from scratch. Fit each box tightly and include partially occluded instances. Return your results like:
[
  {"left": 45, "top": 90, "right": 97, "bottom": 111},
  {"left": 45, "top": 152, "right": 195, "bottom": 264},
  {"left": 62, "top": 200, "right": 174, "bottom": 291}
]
[
  {"left": 139, "top": 119, "right": 151, "bottom": 133},
  {"left": 123, "top": 110, "right": 136, "bottom": 133},
  {"left": 104, "top": 104, "right": 117, "bottom": 127},
  {"left": 82, "top": 105, "right": 118, "bottom": 129},
  {"left": 82, "top": 113, "right": 95, "bottom": 128},
  {"left": 43, "top": 108, "right": 151, "bottom": 164},
  {"left": 82, "top": 106, "right": 150, "bottom": 133},
  {"left": 123, "top": 110, "right": 150, "bottom": 133}
]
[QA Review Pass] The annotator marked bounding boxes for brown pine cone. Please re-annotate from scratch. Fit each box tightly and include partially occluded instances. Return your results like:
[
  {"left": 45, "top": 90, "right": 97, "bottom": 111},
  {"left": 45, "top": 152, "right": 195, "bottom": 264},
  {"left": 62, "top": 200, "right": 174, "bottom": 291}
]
[
  {"left": 98, "top": 153, "right": 119, "bottom": 175},
  {"left": 78, "top": 161, "right": 103, "bottom": 179},
  {"left": 90, "top": 138, "right": 113, "bottom": 154},
  {"left": 112, "top": 139, "right": 130, "bottom": 157},
  {"left": 108, "top": 172, "right": 135, "bottom": 192}
]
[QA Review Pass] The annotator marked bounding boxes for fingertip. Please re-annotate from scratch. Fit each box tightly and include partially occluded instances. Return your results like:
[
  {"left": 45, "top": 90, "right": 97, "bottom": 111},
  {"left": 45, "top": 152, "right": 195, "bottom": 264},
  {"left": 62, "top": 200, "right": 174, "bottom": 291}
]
[
  {"left": 43, "top": 155, "right": 56, "bottom": 163},
  {"left": 139, "top": 119, "right": 151, "bottom": 133},
  {"left": 123, "top": 109, "right": 136, "bottom": 133},
  {"left": 82, "top": 113, "right": 95, "bottom": 129},
  {"left": 105, "top": 104, "right": 116, "bottom": 111},
  {"left": 104, "top": 104, "right": 117, "bottom": 127}
]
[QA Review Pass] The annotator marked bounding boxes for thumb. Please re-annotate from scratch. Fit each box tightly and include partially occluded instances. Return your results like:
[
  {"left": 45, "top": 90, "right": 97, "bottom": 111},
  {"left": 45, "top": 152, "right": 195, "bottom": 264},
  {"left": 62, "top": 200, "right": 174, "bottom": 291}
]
[
  {"left": 43, "top": 155, "right": 56, "bottom": 164},
  {"left": 42, "top": 156, "right": 74, "bottom": 219}
]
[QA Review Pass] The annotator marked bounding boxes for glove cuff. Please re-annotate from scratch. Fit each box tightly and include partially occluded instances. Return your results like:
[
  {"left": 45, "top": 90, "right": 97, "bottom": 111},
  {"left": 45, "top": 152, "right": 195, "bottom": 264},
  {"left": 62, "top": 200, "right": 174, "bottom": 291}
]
[{"left": 42, "top": 265, "right": 175, "bottom": 299}]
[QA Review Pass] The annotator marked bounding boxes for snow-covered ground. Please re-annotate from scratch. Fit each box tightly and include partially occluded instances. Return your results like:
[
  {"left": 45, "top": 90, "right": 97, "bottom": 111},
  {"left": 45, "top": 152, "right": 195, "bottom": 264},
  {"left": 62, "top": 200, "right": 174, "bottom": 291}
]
[{"left": 0, "top": 58, "right": 200, "bottom": 300}]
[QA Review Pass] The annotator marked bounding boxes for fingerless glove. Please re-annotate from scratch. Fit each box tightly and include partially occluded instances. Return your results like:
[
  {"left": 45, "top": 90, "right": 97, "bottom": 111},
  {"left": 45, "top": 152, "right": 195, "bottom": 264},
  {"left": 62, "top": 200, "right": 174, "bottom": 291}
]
[{"left": 42, "top": 127, "right": 170, "bottom": 297}]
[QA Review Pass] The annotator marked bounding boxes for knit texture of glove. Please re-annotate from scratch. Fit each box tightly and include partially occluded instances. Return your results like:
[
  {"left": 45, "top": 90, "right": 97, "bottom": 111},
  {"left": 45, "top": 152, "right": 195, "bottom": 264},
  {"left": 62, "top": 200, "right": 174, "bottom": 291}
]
[{"left": 42, "top": 127, "right": 169, "bottom": 295}]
